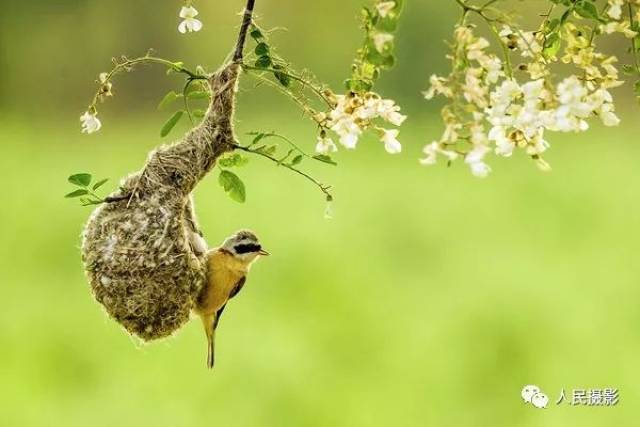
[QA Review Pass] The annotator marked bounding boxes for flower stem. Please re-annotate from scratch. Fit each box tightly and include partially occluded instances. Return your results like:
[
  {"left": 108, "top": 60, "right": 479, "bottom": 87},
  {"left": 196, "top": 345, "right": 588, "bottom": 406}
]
[{"left": 90, "top": 56, "right": 204, "bottom": 108}]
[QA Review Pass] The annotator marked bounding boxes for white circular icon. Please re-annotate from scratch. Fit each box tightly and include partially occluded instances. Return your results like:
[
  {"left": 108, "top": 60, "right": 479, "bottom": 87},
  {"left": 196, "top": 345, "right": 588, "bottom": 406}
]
[
  {"left": 521, "top": 385, "right": 541, "bottom": 403},
  {"left": 531, "top": 392, "right": 549, "bottom": 409}
]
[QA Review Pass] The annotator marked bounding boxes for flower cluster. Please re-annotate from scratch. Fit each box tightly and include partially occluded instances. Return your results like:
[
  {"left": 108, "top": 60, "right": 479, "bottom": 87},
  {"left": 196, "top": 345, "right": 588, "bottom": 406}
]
[
  {"left": 423, "top": 0, "right": 640, "bottom": 177},
  {"left": 313, "top": 0, "right": 405, "bottom": 156},
  {"left": 315, "top": 92, "right": 406, "bottom": 154}
]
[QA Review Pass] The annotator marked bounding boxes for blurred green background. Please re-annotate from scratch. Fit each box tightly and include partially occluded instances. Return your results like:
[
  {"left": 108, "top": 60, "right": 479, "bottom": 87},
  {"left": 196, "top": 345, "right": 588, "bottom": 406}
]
[{"left": 1, "top": 0, "right": 639, "bottom": 426}]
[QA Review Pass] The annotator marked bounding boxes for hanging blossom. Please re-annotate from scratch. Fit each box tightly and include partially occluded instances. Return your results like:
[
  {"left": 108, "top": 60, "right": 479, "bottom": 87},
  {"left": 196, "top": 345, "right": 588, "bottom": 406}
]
[
  {"left": 422, "top": 10, "right": 632, "bottom": 178},
  {"left": 79, "top": 72, "right": 113, "bottom": 134},
  {"left": 178, "top": 5, "right": 203, "bottom": 34},
  {"left": 376, "top": 1, "right": 396, "bottom": 18},
  {"left": 80, "top": 112, "right": 102, "bottom": 134},
  {"left": 315, "top": 92, "right": 406, "bottom": 155}
]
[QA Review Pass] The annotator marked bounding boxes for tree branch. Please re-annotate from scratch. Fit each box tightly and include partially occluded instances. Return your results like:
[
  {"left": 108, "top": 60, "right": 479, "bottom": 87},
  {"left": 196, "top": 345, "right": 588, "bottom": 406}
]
[
  {"left": 232, "top": 143, "right": 333, "bottom": 201},
  {"left": 233, "top": 0, "right": 257, "bottom": 63}
]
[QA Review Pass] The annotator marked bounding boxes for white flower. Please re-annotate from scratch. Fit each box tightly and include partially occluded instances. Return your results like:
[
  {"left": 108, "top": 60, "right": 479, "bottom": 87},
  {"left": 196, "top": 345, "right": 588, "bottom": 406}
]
[
  {"left": 463, "top": 68, "right": 488, "bottom": 108},
  {"left": 178, "top": 6, "right": 203, "bottom": 34},
  {"left": 356, "top": 97, "right": 381, "bottom": 120},
  {"left": 324, "top": 201, "right": 334, "bottom": 220},
  {"left": 331, "top": 118, "right": 361, "bottom": 149},
  {"left": 536, "top": 158, "right": 552, "bottom": 172},
  {"left": 420, "top": 142, "right": 458, "bottom": 165},
  {"left": 376, "top": 1, "right": 396, "bottom": 18},
  {"left": 80, "top": 112, "right": 102, "bottom": 134},
  {"left": 372, "top": 32, "right": 394, "bottom": 53},
  {"left": 465, "top": 145, "right": 491, "bottom": 178},
  {"left": 525, "top": 132, "right": 550, "bottom": 156},
  {"left": 377, "top": 99, "right": 407, "bottom": 126},
  {"left": 601, "top": 21, "right": 638, "bottom": 38},
  {"left": 607, "top": 0, "right": 624, "bottom": 20},
  {"left": 480, "top": 56, "right": 503, "bottom": 84},
  {"left": 517, "top": 31, "right": 542, "bottom": 58},
  {"left": 466, "top": 37, "right": 490, "bottom": 61},
  {"left": 599, "top": 103, "right": 621, "bottom": 127},
  {"left": 315, "top": 135, "right": 338, "bottom": 154},
  {"left": 424, "top": 75, "right": 453, "bottom": 99},
  {"left": 420, "top": 142, "right": 439, "bottom": 165},
  {"left": 381, "top": 129, "right": 402, "bottom": 154}
]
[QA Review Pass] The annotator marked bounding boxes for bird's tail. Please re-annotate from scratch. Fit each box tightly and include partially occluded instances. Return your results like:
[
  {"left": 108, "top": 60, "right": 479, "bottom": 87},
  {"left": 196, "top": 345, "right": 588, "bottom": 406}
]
[
  {"left": 207, "top": 332, "right": 216, "bottom": 369},
  {"left": 201, "top": 314, "right": 216, "bottom": 369}
]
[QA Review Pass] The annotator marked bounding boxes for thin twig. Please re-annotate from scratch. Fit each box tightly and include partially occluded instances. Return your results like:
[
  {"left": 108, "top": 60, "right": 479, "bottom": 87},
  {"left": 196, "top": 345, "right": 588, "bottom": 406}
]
[
  {"left": 242, "top": 65, "right": 333, "bottom": 106},
  {"left": 233, "top": 143, "right": 333, "bottom": 200}
]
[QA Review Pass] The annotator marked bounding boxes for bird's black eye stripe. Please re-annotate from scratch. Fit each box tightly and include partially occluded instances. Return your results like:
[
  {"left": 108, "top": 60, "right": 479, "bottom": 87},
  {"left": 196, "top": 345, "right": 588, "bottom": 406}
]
[{"left": 234, "top": 243, "right": 261, "bottom": 254}]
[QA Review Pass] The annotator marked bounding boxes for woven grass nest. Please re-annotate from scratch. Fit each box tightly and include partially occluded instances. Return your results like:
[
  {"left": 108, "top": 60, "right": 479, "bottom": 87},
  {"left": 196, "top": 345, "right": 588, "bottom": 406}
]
[{"left": 81, "top": 63, "right": 240, "bottom": 341}]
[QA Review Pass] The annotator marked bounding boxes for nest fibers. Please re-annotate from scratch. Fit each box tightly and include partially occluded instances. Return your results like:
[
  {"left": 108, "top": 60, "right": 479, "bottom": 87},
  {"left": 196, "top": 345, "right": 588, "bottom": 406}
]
[{"left": 81, "top": 63, "right": 240, "bottom": 341}]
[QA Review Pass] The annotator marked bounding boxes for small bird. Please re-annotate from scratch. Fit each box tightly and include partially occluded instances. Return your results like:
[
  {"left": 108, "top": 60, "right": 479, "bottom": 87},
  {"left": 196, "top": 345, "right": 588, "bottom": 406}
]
[{"left": 194, "top": 230, "right": 269, "bottom": 369}]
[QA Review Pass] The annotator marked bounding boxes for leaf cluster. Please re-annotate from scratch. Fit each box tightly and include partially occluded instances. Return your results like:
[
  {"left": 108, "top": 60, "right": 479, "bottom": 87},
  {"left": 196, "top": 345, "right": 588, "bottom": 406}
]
[
  {"left": 65, "top": 173, "right": 111, "bottom": 206},
  {"left": 347, "top": 0, "right": 404, "bottom": 92}
]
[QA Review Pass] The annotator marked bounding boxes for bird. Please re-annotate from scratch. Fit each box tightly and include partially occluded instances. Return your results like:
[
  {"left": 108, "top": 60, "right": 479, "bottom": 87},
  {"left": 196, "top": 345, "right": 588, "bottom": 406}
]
[{"left": 194, "top": 230, "right": 269, "bottom": 369}]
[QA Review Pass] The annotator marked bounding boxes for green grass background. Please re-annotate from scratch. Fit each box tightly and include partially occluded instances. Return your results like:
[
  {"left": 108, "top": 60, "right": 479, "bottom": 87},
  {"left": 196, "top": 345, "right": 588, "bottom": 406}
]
[{"left": 1, "top": 0, "right": 640, "bottom": 426}]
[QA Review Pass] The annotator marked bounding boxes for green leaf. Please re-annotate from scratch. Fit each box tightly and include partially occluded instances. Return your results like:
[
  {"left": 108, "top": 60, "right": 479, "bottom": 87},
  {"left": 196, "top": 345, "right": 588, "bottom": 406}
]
[
  {"left": 160, "top": 111, "right": 184, "bottom": 138},
  {"left": 92, "top": 178, "right": 109, "bottom": 190},
  {"left": 634, "top": 80, "right": 640, "bottom": 97},
  {"left": 574, "top": 1, "right": 601, "bottom": 22},
  {"left": 187, "top": 91, "right": 210, "bottom": 100},
  {"left": 65, "top": 189, "right": 89, "bottom": 198},
  {"left": 345, "top": 78, "right": 373, "bottom": 92},
  {"left": 545, "top": 18, "right": 560, "bottom": 33},
  {"left": 218, "top": 170, "right": 246, "bottom": 203},
  {"left": 312, "top": 154, "right": 338, "bottom": 166},
  {"left": 542, "top": 33, "right": 561, "bottom": 58},
  {"left": 166, "top": 61, "right": 185, "bottom": 75},
  {"left": 193, "top": 109, "right": 206, "bottom": 119},
  {"left": 158, "top": 91, "right": 180, "bottom": 110},
  {"left": 250, "top": 132, "right": 268, "bottom": 145},
  {"left": 250, "top": 27, "right": 263, "bottom": 40},
  {"left": 290, "top": 155, "right": 303, "bottom": 166},
  {"left": 257, "top": 145, "right": 278, "bottom": 156},
  {"left": 218, "top": 153, "right": 249, "bottom": 168},
  {"left": 255, "top": 56, "right": 272, "bottom": 69},
  {"left": 68, "top": 173, "right": 92, "bottom": 187},
  {"left": 272, "top": 64, "right": 291, "bottom": 87},
  {"left": 255, "top": 42, "right": 270, "bottom": 56}
]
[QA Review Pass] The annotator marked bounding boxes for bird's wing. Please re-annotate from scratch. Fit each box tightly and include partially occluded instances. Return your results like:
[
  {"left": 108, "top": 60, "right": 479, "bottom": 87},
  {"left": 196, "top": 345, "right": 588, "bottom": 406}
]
[
  {"left": 228, "top": 276, "right": 246, "bottom": 299},
  {"left": 213, "top": 277, "right": 245, "bottom": 330}
]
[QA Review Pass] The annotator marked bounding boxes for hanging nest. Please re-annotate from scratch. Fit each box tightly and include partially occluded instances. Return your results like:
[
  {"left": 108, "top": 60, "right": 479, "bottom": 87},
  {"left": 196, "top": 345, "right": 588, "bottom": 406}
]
[{"left": 81, "top": 63, "right": 240, "bottom": 341}]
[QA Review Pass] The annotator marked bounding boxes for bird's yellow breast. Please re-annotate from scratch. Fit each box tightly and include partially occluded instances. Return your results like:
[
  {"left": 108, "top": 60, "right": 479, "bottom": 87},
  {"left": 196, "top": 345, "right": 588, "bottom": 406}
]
[{"left": 195, "top": 249, "right": 247, "bottom": 316}]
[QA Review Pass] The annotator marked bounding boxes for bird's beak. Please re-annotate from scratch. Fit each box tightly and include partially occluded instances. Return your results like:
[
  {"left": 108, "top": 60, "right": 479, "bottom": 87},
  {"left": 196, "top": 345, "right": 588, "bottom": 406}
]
[{"left": 258, "top": 249, "right": 270, "bottom": 256}]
